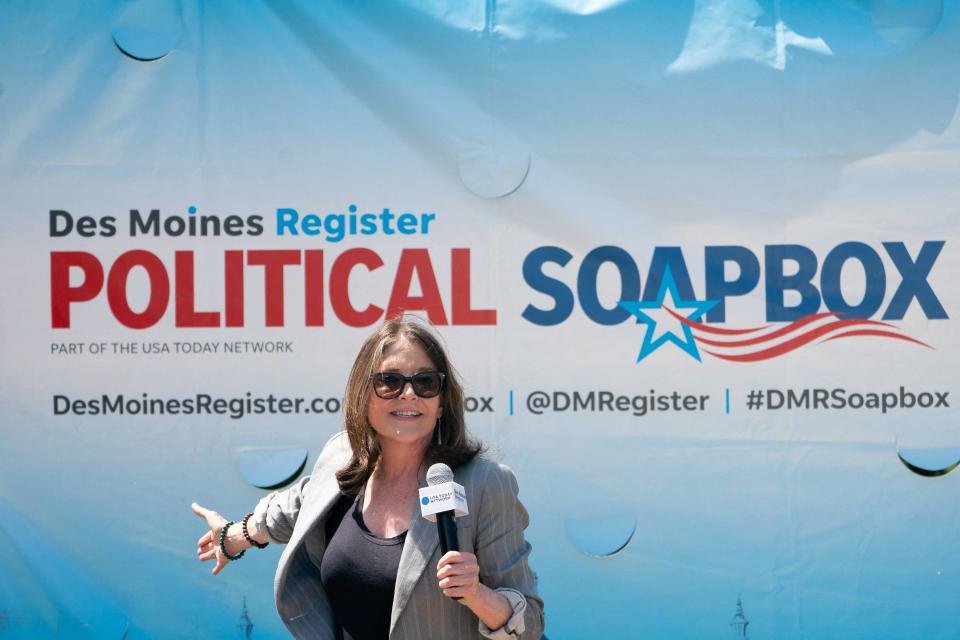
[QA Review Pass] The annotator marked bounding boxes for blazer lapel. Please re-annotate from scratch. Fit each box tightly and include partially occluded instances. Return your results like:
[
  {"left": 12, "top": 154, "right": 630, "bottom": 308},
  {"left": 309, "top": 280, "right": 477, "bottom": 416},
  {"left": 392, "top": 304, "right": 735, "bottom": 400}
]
[
  {"left": 389, "top": 499, "right": 439, "bottom": 636},
  {"left": 289, "top": 472, "right": 342, "bottom": 549},
  {"left": 275, "top": 456, "right": 346, "bottom": 608}
]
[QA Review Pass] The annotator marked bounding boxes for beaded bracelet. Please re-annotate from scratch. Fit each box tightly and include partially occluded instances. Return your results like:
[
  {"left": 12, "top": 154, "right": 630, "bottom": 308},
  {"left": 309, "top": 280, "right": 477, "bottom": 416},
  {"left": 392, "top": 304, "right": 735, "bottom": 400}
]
[
  {"left": 218, "top": 522, "right": 246, "bottom": 561},
  {"left": 242, "top": 512, "right": 269, "bottom": 549}
]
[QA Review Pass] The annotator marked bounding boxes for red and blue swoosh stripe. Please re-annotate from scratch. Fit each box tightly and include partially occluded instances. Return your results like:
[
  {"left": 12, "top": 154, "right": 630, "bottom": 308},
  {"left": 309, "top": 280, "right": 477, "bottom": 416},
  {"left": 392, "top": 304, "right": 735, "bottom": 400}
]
[{"left": 663, "top": 310, "right": 931, "bottom": 362}]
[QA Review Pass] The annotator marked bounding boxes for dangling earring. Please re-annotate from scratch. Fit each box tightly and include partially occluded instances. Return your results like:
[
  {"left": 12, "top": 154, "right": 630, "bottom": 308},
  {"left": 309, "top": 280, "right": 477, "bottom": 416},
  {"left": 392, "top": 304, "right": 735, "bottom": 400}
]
[{"left": 435, "top": 418, "right": 442, "bottom": 446}]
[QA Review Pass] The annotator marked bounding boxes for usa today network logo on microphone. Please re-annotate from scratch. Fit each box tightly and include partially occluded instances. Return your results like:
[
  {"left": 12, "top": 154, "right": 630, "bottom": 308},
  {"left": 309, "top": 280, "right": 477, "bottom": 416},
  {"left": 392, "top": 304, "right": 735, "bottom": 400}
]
[{"left": 419, "top": 483, "right": 469, "bottom": 521}]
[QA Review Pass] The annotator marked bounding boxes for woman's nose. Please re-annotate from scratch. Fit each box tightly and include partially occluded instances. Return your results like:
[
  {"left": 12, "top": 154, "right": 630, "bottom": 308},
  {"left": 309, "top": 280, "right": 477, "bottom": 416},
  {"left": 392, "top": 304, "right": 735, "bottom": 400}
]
[{"left": 400, "top": 381, "right": 417, "bottom": 399}]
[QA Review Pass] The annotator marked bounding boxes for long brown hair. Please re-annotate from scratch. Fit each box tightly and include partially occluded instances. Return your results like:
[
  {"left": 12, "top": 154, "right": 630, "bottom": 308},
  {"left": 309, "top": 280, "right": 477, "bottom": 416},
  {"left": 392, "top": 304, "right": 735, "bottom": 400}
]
[{"left": 335, "top": 317, "right": 484, "bottom": 496}]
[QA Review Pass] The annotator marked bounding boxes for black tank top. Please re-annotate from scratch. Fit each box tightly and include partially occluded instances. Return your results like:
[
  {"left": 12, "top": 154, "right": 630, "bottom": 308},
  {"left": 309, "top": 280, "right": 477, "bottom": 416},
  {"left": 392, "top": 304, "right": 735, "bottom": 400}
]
[{"left": 320, "top": 487, "right": 407, "bottom": 640}]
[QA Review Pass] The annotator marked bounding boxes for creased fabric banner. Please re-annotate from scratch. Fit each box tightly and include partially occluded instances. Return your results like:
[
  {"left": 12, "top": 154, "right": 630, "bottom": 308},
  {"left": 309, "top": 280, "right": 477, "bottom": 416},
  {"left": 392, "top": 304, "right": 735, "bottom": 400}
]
[{"left": 0, "top": 1, "right": 958, "bottom": 638}]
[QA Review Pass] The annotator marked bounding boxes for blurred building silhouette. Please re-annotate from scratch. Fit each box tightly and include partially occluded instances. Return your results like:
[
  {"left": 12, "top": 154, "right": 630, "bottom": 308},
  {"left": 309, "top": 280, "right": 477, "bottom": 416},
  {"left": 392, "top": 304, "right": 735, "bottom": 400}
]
[
  {"left": 237, "top": 597, "right": 254, "bottom": 640},
  {"left": 730, "top": 596, "right": 749, "bottom": 639}
]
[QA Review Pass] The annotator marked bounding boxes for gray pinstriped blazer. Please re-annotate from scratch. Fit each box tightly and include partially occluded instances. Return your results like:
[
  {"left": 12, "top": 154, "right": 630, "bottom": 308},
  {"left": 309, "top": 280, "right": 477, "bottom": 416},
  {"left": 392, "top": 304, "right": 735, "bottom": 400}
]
[{"left": 252, "top": 432, "right": 544, "bottom": 639}]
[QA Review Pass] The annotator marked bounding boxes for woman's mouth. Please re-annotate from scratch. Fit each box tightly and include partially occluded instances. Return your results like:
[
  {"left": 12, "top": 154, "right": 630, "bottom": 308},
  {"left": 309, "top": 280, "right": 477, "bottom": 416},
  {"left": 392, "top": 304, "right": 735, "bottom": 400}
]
[{"left": 390, "top": 410, "right": 422, "bottom": 419}]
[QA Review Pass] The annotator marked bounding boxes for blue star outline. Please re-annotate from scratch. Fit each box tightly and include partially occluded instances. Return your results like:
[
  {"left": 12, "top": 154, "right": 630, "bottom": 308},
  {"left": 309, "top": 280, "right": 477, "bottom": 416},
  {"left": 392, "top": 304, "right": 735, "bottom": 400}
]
[{"left": 618, "top": 266, "right": 719, "bottom": 362}]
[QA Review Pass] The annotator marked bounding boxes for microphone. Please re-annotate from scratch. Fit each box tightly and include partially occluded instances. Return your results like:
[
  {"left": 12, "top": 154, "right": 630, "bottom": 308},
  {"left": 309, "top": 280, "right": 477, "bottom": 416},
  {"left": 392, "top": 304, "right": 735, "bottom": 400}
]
[
  {"left": 420, "top": 463, "right": 470, "bottom": 598},
  {"left": 424, "top": 463, "right": 465, "bottom": 554}
]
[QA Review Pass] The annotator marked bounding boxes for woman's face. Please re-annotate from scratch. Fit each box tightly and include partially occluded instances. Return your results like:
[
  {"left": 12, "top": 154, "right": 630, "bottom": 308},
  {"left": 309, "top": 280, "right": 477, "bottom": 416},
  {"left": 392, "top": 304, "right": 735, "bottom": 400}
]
[{"left": 366, "top": 335, "right": 442, "bottom": 450}]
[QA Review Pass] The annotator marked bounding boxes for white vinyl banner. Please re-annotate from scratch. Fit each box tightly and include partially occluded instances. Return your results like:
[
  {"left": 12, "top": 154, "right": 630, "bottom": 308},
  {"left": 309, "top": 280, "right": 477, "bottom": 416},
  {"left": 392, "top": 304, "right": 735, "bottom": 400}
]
[{"left": 1, "top": 1, "right": 958, "bottom": 639}]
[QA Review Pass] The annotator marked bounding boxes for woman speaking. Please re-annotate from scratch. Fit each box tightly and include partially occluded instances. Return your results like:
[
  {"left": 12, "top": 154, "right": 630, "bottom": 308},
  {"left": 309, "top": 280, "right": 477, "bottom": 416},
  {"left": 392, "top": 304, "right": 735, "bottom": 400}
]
[{"left": 192, "top": 319, "right": 544, "bottom": 639}]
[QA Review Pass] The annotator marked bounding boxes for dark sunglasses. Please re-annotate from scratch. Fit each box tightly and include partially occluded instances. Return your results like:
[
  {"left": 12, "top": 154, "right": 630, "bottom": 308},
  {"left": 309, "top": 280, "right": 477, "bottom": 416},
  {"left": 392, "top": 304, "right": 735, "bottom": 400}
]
[{"left": 371, "top": 370, "right": 445, "bottom": 399}]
